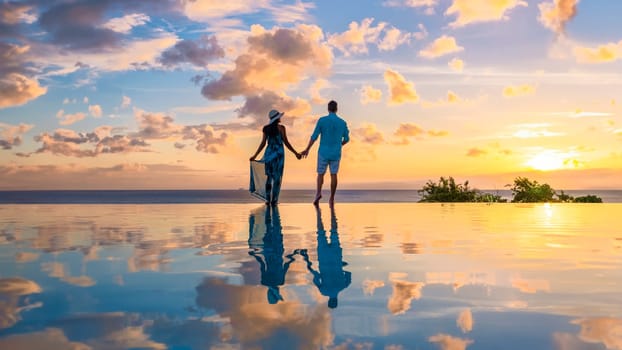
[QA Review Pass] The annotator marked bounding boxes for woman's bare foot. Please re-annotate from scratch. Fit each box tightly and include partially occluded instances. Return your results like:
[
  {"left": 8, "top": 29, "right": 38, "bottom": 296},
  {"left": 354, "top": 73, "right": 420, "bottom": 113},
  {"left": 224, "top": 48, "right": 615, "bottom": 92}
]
[{"left": 313, "top": 194, "right": 322, "bottom": 206}]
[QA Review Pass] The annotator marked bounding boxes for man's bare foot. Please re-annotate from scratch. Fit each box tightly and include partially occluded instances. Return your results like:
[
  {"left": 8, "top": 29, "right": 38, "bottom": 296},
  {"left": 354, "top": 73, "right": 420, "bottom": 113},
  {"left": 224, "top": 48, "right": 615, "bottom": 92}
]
[{"left": 313, "top": 194, "right": 322, "bottom": 206}]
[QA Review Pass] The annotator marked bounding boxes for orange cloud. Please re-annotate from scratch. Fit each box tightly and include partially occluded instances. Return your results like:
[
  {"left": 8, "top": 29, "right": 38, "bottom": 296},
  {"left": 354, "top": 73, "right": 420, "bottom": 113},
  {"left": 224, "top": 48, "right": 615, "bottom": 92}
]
[
  {"left": 353, "top": 123, "right": 385, "bottom": 144},
  {"left": 0, "top": 122, "right": 33, "bottom": 150},
  {"left": 384, "top": 69, "right": 419, "bottom": 105},
  {"left": 428, "top": 333, "right": 474, "bottom": 350},
  {"left": 360, "top": 85, "right": 383, "bottom": 104},
  {"left": 362, "top": 279, "right": 385, "bottom": 295},
  {"left": 387, "top": 280, "right": 423, "bottom": 314},
  {"left": 0, "top": 73, "right": 47, "bottom": 109},
  {"left": 466, "top": 148, "right": 487, "bottom": 157},
  {"left": 456, "top": 309, "right": 473, "bottom": 333},
  {"left": 446, "top": 0, "right": 527, "bottom": 27},
  {"left": 378, "top": 27, "right": 413, "bottom": 51},
  {"left": 503, "top": 84, "right": 536, "bottom": 97},
  {"left": 328, "top": 18, "right": 386, "bottom": 56},
  {"left": 448, "top": 58, "right": 464, "bottom": 72},
  {"left": 572, "top": 317, "right": 622, "bottom": 350},
  {"left": 202, "top": 24, "right": 332, "bottom": 100},
  {"left": 56, "top": 110, "right": 86, "bottom": 126},
  {"left": 538, "top": 0, "right": 579, "bottom": 34},
  {"left": 573, "top": 41, "right": 622, "bottom": 64},
  {"left": 0, "top": 328, "right": 90, "bottom": 350},
  {"left": 428, "top": 129, "right": 449, "bottom": 137},
  {"left": 182, "top": 0, "right": 270, "bottom": 21},
  {"left": 419, "top": 35, "right": 464, "bottom": 58}
]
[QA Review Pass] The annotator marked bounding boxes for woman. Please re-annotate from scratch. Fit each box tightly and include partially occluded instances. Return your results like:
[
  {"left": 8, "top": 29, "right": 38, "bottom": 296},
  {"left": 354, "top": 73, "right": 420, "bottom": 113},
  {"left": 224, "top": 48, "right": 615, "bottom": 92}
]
[{"left": 250, "top": 109, "right": 301, "bottom": 205}]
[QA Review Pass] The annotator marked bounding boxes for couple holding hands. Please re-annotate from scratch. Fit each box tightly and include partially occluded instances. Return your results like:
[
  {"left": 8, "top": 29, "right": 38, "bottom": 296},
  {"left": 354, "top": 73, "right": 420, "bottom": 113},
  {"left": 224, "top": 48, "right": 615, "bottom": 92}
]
[{"left": 250, "top": 100, "right": 349, "bottom": 207}]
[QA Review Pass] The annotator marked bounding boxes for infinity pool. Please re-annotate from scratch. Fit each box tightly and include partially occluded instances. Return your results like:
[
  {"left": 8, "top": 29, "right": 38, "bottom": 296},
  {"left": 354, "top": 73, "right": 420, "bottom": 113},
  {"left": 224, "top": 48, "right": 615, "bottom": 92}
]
[{"left": 1, "top": 203, "right": 621, "bottom": 349}]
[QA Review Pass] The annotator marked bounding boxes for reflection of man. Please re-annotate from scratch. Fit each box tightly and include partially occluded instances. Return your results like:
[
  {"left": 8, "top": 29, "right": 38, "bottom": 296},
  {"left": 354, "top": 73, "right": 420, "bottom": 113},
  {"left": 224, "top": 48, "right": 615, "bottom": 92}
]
[
  {"left": 248, "top": 206, "right": 295, "bottom": 303},
  {"left": 301, "top": 206, "right": 351, "bottom": 309}
]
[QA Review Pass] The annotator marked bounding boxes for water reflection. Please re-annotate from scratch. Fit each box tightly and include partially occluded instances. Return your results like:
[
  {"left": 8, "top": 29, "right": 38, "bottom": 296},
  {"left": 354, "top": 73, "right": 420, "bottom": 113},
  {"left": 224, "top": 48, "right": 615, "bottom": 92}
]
[
  {"left": 301, "top": 206, "right": 351, "bottom": 309},
  {"left": 248, "top": 206, "right": 296, "bottom": 303},
  {"left": 0, "top": 203, "right": 621, "bottom": 349}
]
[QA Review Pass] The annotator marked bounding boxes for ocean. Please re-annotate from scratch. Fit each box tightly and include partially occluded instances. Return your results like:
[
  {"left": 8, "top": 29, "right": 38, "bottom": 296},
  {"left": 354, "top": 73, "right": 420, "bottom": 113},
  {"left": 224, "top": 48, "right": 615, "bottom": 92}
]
[{"left": 1, "top": 189, "right": 621, "bottom": 203}]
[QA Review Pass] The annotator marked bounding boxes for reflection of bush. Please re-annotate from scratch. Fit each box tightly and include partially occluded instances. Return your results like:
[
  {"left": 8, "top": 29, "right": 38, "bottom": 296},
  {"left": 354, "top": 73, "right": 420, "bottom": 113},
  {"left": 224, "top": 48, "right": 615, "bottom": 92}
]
[{"left": 418, "top": 176, "right": 506, "bottom": 203}]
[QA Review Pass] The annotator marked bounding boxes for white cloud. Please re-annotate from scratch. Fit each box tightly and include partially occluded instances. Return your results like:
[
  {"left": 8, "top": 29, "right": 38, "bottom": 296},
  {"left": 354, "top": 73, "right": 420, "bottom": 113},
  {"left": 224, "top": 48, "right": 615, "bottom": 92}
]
[
  {"left": 102, "top": 13, "right": 150, "bottom": 34},
  {"left": 121, "top": 95, "right": 131, "bottom": 109},
  {"left": 89, "top": 104, "right": 103, "bottom": 118}
]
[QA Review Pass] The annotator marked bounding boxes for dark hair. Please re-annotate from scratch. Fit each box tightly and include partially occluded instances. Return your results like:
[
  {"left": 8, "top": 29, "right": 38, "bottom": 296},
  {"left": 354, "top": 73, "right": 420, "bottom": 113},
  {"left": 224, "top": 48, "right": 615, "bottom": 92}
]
[
  {"left": 328, "top": 100, "right": 338, "bottom": 113},
  {"left": 263, "top": 122, "right": 279, "bottom": 137}
]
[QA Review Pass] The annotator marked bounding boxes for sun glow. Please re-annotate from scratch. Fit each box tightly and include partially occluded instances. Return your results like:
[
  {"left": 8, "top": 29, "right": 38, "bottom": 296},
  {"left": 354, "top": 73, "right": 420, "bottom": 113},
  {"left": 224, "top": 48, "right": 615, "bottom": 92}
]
[{"left": 525, "top": 150, "right": 579, "bottom": 171}]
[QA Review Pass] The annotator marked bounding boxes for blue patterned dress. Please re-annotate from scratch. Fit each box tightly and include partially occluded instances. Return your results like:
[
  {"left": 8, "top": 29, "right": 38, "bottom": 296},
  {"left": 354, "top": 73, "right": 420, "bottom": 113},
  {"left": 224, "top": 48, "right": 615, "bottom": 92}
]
[{"left": 262, "top": 126, "right": 285, "bottom": 203}]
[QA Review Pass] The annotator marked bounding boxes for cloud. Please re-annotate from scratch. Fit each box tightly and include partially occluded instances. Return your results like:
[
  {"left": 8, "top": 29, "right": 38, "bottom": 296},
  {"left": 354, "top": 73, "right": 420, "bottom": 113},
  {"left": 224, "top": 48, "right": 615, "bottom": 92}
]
[
  {"left": 538, "top": 0, "right": 579, "bottom": 34},
  {"left": 446, "top": 0, "right": 527, "bottom": 27},
  {"left": 384, "top": 69, "right": 419, "bottom": 105},
  {"left": 466, "top": 148, "right": 487, "bottom": 157},
  {"left": 419, "top": 35, "right": 464, "bottom": 59},
  {"left": 378, "top": 27, "right": 413, "bottom": 51},
  {"left": 328, "top": 18, "right": 415, "bottom": 55},
  {"left": 310, "top": 79, "right": 329, "bottom": 104},
  {"left": 383, "top": 0, "right": 438, "bottom": 8},
  {"left": 457, "top": 309, "right": 473, "bottom": 333},
  {"left": 88, "top": 104, "right": 102, "bottom": 118},
  {"left": 328, "top": 18, "right": 386, "bottom": 56},
  {"left": 56, "top": 110, "right": 86, "bottom": 126},
  {"left": 360, "top": 85, "right": 383, "bottom": 105},
  {"left": 195, "top": 277, "right": 334, "bottom": 349},
  {"left": 201, "top": 24, "right": 332, "bottom": 101},
  {"left": 158, "top": 35, "right": 225, "bottom": 68},
  {"left": 395, "top": 123, "right": 425, "bottom": 138},
  {"left": 448, "top": 58, "right": 464, "bottom": 72},
  {"left": 0, "top": 43, "right": 47, "bottom": 109},
  {"left": 572, "top": 318, "right": 622, "bottom": 350},
  {"left": 182, "top": 0, "right": 270, "bottom": 21},
  {"left": 0, "top": 328, "right": 90, "bottom": 350},
  {"left": 102, "top": 13, "right": 150, "bottom": 34},
  {"left": 235, "top": 91, "right": 311, "bottom": 128},
  {"left": 428, "top": 333, "right": 474, "bottom": 350},
  {"left": 0, "top": 277, "right": 42, "bottom": 329},
  {"left": 15, "top": 252, "right": 39, "bottom": 263},
  {"left": 0, "top": 122, "right": 33, "bottom": 150},
  {"left": 33, "top": 127, "right": 147, "bottom": 157},
  {"left": 0, "top": 3, "right": 35, "bottom": 26},
  {"left": 121, "top": 95, "right": 131, "bottom": 108},
  {"left": 387, "top": 280, "right": 423, "bottom": 314},
  {"left": 573, "top": 41, "right": 622, "bottom": 64},
  {"left": 428, "top": 129, "right": 449, "bottom": 137},
  {"left": 395, "top": 124, "right": 449, "bottom": 140},
  {"left": 503, "top": 84, "right": 536, "bottom": 97},
  {"left": 353, "top": 123, "right": 385, "bottom": 145},
  {"left": 362, "top": 279, "right": 385, "bottom": 295},
  {"left": 135, "top": 109, "right": 231, "bottom": 153}
]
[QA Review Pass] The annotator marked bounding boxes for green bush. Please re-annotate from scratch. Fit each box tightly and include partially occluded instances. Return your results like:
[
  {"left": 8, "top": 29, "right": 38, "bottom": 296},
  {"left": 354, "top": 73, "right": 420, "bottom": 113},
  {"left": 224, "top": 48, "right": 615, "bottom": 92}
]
[
  {"left": 419, "top": 176, "right": 506, "bottom": 202},
  {"left": 508, "top": 177, "right": 556, "bottom": 203}
]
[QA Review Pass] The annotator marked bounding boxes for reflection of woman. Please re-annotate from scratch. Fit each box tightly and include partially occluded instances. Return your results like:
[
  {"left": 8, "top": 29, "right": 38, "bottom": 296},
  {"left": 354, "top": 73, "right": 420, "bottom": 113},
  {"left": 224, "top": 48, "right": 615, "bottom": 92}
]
[
  {"left": 301, "top": 206, "right": 351, "bottom": 309},
  {"left": 249, "top": 109, "right": 301, "bottom": 205},
  {"left": 248, "top": 205, "right": 295, "bottom": 303}
]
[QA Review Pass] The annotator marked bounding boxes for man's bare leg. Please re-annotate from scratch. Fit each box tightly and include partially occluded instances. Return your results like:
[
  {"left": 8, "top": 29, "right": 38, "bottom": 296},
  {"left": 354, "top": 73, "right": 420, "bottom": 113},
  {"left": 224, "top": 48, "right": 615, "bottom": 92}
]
[
  {"left": 329, "top": 173, "right": 337, "bottom": 207},
  {"left": 314, "top": 173, "right": 324, "bottom": 205}
]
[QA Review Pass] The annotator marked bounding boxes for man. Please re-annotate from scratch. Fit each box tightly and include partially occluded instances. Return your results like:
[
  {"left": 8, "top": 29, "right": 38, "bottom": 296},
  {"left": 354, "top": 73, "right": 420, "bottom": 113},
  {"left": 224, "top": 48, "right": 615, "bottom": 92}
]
[{"left": 301, "top": 100, "right": 349, "bottom": 207}]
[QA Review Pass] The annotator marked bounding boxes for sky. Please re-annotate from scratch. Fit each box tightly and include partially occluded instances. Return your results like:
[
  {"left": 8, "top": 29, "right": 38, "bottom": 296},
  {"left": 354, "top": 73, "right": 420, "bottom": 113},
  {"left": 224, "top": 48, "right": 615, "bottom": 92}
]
[{"left": 0, "top": 0, "right": 621, "bottom": 190}]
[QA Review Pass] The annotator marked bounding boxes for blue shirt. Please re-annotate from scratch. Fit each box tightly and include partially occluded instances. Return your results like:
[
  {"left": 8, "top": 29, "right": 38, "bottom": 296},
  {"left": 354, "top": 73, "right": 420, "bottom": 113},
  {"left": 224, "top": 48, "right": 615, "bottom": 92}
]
[{"left": 311, "top": 113, "right": 349, "bottom": 161}]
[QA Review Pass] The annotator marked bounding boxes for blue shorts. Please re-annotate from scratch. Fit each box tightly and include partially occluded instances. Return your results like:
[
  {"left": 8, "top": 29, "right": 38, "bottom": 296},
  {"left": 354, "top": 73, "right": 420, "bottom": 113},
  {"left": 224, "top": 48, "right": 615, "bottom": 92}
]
[{"left": 317, "top": 155, "right": 340, "bottom": 174}]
